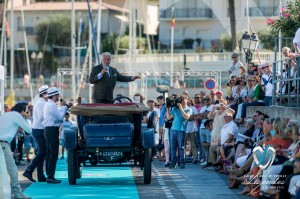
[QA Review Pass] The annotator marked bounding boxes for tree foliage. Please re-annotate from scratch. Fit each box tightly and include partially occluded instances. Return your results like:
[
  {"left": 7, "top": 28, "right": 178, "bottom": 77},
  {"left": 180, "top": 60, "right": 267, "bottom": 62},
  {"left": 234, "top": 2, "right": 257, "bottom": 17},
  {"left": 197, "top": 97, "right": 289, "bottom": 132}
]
[
  {"left": 257, "top": 29, "right": 278, "bottom": 50},
  {"left": 267, "top": 1, "right": 300, "bottom": 38},
  {"left": 36, "top": 15, "right": 77, "bottom": 49}
]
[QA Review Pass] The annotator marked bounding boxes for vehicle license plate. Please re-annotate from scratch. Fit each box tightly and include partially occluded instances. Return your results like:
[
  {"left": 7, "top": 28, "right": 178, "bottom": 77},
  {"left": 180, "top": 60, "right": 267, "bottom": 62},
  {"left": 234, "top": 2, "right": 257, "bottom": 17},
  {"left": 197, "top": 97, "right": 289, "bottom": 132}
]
[{"left": 100, "top": 151, "right": 124, "bottom": 161}]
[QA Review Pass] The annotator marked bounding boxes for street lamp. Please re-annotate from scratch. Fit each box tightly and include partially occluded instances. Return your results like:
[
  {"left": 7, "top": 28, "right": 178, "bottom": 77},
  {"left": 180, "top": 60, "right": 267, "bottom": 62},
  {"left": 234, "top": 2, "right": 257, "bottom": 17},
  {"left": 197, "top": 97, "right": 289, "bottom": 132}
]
[{"left": 241, "top": 31, "right": 259, "bottom": 63}]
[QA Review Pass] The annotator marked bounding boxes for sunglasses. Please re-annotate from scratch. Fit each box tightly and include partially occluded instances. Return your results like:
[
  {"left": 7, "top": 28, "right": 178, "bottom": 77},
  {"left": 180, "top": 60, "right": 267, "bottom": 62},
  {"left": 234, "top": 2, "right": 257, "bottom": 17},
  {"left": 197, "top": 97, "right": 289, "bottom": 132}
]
[
  {"left": 253, "top": 115, "right": 258, "bottom": 117},
  {"left": 194, "top": 97, "right": 200, "bottom": 99},
  {"left": 224, "top": 115, "right": 230, "bottom": 118},
  {"left": 203, "top": 99, "right": 210, "bottom": 101},
  {"left": 232, "top": 57, "right": 237, "bottom": 58}
]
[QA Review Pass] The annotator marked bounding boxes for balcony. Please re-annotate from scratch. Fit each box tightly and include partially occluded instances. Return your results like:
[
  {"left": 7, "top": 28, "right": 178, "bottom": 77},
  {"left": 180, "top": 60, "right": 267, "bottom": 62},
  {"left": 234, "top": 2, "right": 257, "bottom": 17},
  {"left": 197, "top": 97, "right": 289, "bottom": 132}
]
[
  {"left": 246, "top": 6, "right": 279, "bottom": 17},
  {"left": 160, "top": 8, "right": 213, "bottom": 19}
]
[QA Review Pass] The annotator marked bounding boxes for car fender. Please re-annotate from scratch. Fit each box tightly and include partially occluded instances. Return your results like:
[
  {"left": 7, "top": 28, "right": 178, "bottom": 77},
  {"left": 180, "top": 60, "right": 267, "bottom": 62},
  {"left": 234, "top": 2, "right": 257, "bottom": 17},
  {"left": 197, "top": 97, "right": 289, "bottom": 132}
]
[
  {"left": 141, "top": 128, "right": 154, "bottom": 149},
  {"left": 64, "top": 129, "right": 77, "bottom": 150}
]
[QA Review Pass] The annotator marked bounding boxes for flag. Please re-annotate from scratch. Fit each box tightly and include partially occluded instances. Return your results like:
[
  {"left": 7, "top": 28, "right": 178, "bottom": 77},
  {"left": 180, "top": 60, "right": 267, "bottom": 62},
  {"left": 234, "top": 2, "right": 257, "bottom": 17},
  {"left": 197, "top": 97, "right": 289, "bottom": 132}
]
[
  {"left": 171, "top": 14, "right": 175, "bottom": 28},
  {"left": 4, "top": 91, "right": 15, "bottom": 109}
]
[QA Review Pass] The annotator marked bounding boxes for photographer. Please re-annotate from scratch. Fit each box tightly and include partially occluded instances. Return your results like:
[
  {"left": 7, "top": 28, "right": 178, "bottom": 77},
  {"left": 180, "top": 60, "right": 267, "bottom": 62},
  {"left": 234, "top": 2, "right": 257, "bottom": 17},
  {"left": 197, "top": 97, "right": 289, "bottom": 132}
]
[{"left": 166, "top": 94, "right": 192, "bottom": 169}]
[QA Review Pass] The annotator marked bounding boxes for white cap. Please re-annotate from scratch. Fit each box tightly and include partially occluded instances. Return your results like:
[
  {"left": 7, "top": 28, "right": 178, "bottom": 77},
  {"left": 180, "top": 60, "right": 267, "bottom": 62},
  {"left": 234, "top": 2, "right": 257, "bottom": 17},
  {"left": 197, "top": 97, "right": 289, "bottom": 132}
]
[
  {"left": 38, "top": 85, "right": 48, "bottom": 94},
  {"left": 47, "top": 87, "right": 59, "bottom": 97}
]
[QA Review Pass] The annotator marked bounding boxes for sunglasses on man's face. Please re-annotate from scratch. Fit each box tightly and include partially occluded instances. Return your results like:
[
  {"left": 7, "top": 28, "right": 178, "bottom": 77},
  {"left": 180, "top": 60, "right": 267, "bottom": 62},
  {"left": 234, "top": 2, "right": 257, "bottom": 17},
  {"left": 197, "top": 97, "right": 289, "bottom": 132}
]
[
  {"left": 194, "top": 97, "right": 200, "bottom": 99},
  {"left": 224, "top": 115, "right": 230, "bottom": 118},
  {"left": 232, "top": 57, "right": 237, "bottom": 58}
]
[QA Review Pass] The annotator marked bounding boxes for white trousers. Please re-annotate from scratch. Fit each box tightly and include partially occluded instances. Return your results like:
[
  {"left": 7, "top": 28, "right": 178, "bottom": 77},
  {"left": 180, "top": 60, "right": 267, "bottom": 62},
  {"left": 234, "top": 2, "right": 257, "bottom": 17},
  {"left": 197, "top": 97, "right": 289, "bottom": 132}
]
[{"left": 0, "top": 142, "right": 22, "bottom": 195}]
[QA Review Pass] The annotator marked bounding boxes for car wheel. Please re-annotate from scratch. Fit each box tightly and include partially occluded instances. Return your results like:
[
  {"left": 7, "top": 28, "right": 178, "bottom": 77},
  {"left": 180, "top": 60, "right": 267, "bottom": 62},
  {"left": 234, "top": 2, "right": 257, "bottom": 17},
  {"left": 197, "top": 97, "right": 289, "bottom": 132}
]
[
  {"left": 68, "top": 149, "right": 77, "bottom": 185},
  {"left": 143, "top": 148, "right": 151, "bottom": 184}
]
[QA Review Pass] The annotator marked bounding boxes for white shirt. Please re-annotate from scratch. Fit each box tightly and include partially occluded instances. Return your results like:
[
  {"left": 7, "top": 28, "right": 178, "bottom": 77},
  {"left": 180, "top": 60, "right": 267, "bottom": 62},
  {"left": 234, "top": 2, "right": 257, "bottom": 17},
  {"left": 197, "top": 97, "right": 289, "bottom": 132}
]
[
  {"left": 199, "top": 104, "right": 213, "bottom": 128},
  {"left": 43, "top": 99, "right": 68, "bottom": 127},
  {"left": 220, "top": 120, "right": 239, "bottom": 145},
  {"left": 185, "top": 106, "right": 198, "bottom": 133},
  {"left": 293, "top": 28, "right": 300, "bottom": 51},
  {"left": 230, "top": 61, "right": 243, "bottom": 77},
  {"left": 32, "top": 97, "right": 47, "bottom": 129},
  {"left": 0, "top": 111, "right": 32, "bottom": 143},
  {"left": 261, "top": 73, "right": 273, "bottom": 97},
  {"left": 60, "top": 120, "right": 74, "bottom": 139},
  {"left": 147, "top": 107, "right": 160, "bottom": 133}
]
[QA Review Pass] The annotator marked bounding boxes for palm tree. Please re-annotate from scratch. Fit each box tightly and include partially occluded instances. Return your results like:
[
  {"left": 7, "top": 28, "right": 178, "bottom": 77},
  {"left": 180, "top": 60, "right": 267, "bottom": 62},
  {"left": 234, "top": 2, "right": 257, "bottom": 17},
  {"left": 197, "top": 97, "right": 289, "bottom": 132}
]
[{"left": 228, "top": 0, "right": 238, "bottom": 51}]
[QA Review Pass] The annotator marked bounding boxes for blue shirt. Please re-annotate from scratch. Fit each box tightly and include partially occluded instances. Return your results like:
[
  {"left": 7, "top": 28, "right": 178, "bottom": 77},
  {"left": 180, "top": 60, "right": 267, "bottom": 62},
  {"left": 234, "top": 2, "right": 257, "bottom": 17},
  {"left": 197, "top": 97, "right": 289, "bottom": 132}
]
[
  {"left": 159, "top": 105, "right": 166, "bottom": 127},
  {"left": 170, "top": 107, "right": 192, "bottom": 131}
]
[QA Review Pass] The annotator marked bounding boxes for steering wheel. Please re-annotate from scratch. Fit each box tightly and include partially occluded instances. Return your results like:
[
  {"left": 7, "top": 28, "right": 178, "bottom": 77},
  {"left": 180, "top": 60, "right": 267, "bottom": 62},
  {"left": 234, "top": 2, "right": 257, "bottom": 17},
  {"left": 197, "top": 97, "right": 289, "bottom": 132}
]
[{"left": 113, "top": 96, "right": 132, "bottom": 104}]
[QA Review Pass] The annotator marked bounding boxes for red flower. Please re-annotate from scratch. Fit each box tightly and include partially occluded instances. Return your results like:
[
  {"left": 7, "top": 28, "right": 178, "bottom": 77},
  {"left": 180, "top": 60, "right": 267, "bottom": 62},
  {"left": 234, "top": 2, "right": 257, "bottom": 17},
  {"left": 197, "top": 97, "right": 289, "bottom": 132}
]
[
  {"left": 266, "top": 18, "right": 275, "bottom": 25},
  {"left": 285, "top": 13, "right": 290, "bottom": 18}
]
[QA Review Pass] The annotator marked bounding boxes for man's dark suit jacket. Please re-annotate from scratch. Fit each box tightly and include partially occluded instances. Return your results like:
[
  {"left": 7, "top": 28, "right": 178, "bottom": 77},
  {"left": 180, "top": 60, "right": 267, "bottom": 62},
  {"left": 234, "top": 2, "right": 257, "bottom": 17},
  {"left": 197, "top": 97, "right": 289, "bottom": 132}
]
[{"left": 89, "top": 64, "right": 134, "bottom": 102}]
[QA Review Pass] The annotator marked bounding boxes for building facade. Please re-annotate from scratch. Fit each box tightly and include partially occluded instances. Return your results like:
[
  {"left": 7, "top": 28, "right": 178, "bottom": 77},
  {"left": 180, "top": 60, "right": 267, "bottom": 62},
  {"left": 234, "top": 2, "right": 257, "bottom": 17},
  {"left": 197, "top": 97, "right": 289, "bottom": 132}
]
[{"left": 159, "top": 0, "right": 293, "bottom": 50}]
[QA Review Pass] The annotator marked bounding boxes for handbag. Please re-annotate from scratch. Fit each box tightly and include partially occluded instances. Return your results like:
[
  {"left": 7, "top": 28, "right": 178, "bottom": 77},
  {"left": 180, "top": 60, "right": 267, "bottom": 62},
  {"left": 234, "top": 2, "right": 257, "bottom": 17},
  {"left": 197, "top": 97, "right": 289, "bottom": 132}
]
[
  {"left": 157, "top": 139, "right": 164, "bottom": 151},
  {"left": 165, "top": 118, "right": 173, "bottom": 129}
]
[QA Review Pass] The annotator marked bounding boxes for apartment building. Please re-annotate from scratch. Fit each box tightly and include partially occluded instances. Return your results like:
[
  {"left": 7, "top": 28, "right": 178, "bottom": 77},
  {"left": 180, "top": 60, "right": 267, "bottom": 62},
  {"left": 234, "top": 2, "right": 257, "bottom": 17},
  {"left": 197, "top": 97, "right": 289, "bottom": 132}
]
[
  {"left": 159, "top": 0, "right": 293, "bottom": 50},
  {"left": 6, "top": 0, "right": 130, "bottom": 51}
]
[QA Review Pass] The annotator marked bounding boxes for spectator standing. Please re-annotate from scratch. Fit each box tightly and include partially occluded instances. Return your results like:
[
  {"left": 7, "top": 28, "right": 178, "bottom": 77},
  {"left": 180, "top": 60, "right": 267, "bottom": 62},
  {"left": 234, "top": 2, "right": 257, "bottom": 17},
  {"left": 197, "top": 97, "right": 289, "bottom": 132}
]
[
  {"left": 197, "top": 95, "right": 214, "bottom": 166},
  {"left": 59, "top": 112, "right": 73, "bottom": 160},
  {"left": 23, "top": 85, "right": 48, "bottom": 183},
  {"left": 228, "top": 53, "right": 246, "bottom": 78},
  {"left": 166, "top": 94, "right": 192, "bottom": 169},
  {"left": 185, "top": 99, "right": 198, "bottom": 164},
  {"left": 43, "top": 87, "right": 68, "bottom": 183},
  {"left": 293, "top": 27, "right": 300, "bottom": 54},
  {"left": 0, "top": 103, "right": 32, "bottom": 199},
  {"left": 261, "top": 61, "right": 274, "bottom": 106}
]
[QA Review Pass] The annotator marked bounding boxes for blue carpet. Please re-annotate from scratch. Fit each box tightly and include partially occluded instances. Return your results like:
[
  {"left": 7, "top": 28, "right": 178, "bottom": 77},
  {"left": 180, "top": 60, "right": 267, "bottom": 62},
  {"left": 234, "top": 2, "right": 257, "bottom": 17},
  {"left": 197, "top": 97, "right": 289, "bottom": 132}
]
[{"left": 24, "top": 159, "right": 139, "bottom": 199}]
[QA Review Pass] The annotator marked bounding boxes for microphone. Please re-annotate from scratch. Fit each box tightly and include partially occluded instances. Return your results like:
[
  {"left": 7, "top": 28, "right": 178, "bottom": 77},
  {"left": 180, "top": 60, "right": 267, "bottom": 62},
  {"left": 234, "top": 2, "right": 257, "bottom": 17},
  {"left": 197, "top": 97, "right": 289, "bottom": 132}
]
[{"left": 156, "top": 85, "right": 170, "bottom": 94}]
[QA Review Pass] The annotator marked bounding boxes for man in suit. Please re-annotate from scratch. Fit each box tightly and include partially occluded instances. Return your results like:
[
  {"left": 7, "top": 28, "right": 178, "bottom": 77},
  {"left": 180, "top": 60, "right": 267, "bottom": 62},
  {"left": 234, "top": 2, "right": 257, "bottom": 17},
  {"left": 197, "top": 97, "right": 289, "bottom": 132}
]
[{"left": 89, "top": 52, "right": 140, "bottom": 103}]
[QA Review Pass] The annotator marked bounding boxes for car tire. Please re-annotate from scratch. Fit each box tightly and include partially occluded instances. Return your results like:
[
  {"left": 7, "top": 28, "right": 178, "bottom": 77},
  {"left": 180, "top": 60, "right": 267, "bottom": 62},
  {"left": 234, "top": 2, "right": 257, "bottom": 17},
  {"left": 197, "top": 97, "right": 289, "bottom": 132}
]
[
  {"left": 68, "top": 149, "right": 77, "bottom": 185},
  {"left": 143, "top": 148, "right": 151, "bottom": 184}
]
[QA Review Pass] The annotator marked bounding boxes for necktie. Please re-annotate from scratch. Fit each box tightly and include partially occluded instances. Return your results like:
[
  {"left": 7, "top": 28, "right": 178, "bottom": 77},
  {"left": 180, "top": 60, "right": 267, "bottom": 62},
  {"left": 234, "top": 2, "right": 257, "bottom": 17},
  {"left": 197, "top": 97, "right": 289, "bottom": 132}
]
[{"left": 105, "top": 66, "right": 110, "bottom": 77}]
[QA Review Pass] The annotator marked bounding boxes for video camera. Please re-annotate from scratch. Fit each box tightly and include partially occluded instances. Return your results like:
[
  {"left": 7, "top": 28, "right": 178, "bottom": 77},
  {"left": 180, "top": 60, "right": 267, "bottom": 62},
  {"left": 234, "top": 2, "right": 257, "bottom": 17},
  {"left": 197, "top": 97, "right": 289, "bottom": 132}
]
[{"left": 166, "top": 95, "right": 181, "bottom": 108}]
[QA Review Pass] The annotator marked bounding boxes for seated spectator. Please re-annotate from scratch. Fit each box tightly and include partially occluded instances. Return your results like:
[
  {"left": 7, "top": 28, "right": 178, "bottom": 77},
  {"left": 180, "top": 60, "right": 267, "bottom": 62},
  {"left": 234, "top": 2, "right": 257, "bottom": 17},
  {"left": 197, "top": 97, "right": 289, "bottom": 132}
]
[
  {"left": 240, "top": 75, "right": 265, "bottom": 122},
  {"left": 261, "top": 61, "right": 274, "bottom": 106}
]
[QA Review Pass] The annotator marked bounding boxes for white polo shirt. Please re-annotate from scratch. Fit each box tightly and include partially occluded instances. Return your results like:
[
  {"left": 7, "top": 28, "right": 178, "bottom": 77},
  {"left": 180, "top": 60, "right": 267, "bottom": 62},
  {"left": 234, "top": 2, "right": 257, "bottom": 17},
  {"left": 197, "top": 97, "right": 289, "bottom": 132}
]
[
  {"left": 293, "top": 28, "right": 300, "bottom": 52},
  {"left": 0, "top": 111, "right": 32, "bottom": 143},
  {"left": 32, "top": 98, "right": 47, "bottom": 129},
  {"left": 261, "top": 73, "right": 273, "bottom": 97},
  {"left": 43, "top": 99, "right": 68, "bottom": 127},
  {"left": 220, "top": 120, "right": 239, "bottom": 145}
]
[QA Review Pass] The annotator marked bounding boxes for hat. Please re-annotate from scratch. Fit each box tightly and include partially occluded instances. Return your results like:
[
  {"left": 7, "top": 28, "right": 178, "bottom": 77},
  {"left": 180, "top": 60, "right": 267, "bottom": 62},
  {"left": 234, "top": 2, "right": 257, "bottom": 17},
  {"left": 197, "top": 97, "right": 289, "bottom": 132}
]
[
  {"left": 147, "top": 99, "right": 154, "bottom": 103},
  {"left": 216, "top": 91, "right": 223, "bottom": 95},
  {"left": 231, "top": 52, "right": 239, "bottom": 58},
  {"left": 47, "top": 87, "right": 59, "bottom": 97},
  {"left": 226, "top": 108, "right": 235, "bottom": 116},
  {"left": 38, "top": 85, "right": 48, "bottom": 94}
]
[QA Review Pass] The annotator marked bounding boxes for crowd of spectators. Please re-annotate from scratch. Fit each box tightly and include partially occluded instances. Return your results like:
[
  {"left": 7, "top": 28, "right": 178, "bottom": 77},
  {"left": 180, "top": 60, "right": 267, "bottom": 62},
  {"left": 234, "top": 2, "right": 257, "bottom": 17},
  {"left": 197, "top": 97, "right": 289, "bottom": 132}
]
[{"left": 142, "top": 50, "right": 300, "bottom": 198}]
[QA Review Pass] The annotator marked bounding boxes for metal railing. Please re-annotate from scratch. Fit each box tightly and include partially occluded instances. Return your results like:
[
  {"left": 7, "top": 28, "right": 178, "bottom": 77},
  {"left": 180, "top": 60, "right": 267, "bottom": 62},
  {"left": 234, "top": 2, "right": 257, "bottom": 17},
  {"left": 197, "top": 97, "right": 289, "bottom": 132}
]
[
  {"left": 160, "top": 8, "right": 213, "bottom": 18},
  {"left": 272, "top": 57, "right": 300, "bottom": 107}
]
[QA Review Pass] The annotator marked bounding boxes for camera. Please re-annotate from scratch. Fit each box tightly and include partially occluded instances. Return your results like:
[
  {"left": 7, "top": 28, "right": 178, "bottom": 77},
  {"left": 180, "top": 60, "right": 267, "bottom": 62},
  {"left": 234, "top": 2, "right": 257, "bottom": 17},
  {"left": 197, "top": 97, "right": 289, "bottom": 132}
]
[
  {"left": 166, "top": 96, "right": 181, "bottom": 108},
  {"left": 215, "top": 104, "right": 220, "bottom": 110}
]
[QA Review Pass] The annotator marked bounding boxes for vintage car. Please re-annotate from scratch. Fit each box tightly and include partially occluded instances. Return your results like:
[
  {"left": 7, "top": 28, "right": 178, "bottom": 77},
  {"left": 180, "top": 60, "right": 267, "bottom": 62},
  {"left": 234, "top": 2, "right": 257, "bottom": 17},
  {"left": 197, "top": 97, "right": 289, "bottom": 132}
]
[{"left": 65, "top": 97, "right": 154, "bottom": 185}]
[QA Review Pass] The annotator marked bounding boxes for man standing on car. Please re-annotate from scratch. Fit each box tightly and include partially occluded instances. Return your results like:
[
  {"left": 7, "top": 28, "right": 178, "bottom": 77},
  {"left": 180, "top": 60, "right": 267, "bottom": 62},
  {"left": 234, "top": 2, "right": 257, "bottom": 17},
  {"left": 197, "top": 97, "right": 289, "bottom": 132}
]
[
  {"left": 0, "top": 103, "right": 32, "bottom": 199},
  {"left": 23, "top": 85, "right": 48, "bottom": 183},
  {"left": 166, "top": 94, "right": 192, "bottom": 169},
  {"left": 89, "top": 52, "right": 140, "bottom": 104},
  {"left": 43, "top": 87, "right": 68, "bottom": 184}
]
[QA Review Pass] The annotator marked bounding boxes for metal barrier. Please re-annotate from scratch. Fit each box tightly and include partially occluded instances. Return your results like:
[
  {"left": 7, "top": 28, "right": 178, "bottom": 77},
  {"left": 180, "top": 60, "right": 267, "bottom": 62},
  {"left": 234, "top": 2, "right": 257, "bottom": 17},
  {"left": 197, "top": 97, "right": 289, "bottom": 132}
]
[{"left": 272, "top": 56, "right": 300, "bottom": 107}]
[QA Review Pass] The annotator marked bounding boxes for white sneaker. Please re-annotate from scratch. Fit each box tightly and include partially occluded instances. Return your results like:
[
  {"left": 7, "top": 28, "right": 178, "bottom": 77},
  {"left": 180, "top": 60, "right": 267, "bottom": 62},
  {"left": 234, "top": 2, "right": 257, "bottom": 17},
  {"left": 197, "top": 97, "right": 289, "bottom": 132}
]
[{"left": 200, "top": 161, "right": 207, "bottom": 166}]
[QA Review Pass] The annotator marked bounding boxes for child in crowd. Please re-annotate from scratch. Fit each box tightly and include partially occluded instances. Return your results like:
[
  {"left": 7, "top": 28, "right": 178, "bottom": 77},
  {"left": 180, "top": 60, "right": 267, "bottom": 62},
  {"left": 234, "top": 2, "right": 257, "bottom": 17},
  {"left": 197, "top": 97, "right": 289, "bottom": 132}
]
[{"left": 59, "top": 112, "right": 73, "bottom": 159}]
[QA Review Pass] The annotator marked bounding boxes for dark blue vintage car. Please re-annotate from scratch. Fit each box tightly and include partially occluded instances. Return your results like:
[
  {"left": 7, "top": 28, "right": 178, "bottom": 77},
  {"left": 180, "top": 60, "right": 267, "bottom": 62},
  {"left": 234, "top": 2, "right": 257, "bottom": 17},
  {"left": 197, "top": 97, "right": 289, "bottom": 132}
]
[{"left": 66, "top": 97, "right": 154, "bottom": 185}]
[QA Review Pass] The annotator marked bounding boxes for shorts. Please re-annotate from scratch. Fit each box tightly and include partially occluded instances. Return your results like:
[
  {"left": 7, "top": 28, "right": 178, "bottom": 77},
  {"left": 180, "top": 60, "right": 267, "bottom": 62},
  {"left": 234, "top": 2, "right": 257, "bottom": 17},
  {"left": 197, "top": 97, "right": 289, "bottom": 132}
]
[
  {"left": 24, "top": 135, "right": 37, "bottom": 149},
  {"left": 60, "top": 139, "right": 65, "bottom": 148}
]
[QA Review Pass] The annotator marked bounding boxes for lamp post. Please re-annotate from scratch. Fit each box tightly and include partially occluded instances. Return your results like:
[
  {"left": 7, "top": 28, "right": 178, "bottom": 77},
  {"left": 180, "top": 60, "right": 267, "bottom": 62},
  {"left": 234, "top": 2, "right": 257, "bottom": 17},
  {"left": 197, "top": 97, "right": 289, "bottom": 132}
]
[{"left": 241, "top": 31, "right": 259, "bottom": 63}]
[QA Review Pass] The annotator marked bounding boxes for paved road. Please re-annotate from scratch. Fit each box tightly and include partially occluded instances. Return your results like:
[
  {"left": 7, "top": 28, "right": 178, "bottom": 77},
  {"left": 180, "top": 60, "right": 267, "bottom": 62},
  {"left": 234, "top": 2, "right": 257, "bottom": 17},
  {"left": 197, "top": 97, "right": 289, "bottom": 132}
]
[{"left": 18, "top": 158, "right": 251, "bottom": 199}]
